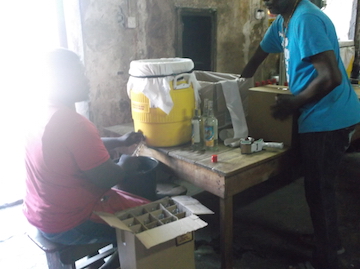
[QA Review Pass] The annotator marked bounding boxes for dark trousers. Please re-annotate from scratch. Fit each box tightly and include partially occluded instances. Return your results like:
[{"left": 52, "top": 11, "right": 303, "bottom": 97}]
[
  {"left": 299, "top": 125, "right": 355, "bottom": 269},
  {"left": 41, "top": 220, "right": 117, "bottom": 245}
]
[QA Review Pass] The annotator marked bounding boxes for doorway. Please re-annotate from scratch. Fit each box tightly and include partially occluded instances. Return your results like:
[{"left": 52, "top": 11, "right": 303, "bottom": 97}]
[{"left": 176, "top": 8, "right": 216, "bottom": 71}]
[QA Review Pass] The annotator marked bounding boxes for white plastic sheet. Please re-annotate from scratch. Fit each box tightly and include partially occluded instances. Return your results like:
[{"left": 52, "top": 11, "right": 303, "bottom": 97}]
[
  {"left": 194, "top": 71, "right": 254, "bottom": 146},
  {"left": 127, "top": 58, "right": 201, "bottom": 114},
  {"left": 220, "top": 79, "right": 249, "bottom": 141}
]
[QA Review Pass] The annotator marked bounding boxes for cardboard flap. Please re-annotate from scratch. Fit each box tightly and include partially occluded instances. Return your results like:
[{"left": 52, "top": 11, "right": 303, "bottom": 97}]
[
  {"left": 95, "top": 211, "right": 132, "bottom": 232},
  {"left": 136, "top": 216, "right": 208, "bottom": 249},
  {"left": 171, "top": 196, "right": 214, "bottom": 215}
]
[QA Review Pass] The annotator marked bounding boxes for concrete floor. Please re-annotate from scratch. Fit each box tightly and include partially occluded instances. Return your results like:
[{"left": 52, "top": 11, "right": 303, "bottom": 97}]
[
  {"left": 1, "top": 153, "right": 359, "bottom": 269},
  {"left": 194, "top": 152, "right": 360, "bottom": 269}
]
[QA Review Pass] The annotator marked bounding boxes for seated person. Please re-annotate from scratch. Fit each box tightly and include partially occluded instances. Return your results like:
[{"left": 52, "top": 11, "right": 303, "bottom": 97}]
[{"left": 23, "top": 48, "right": 149, "bottom": 268}]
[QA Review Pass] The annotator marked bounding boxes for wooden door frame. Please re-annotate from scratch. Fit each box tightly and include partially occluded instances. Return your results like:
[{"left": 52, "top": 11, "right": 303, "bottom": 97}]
[{"left": 175, "top": 7, "right": 217, "bottom": 71}]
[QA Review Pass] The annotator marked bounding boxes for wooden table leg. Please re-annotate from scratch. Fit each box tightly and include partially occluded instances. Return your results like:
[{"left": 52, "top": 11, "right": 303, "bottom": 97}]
[{"left": 219, "top": 196, "right": 233, "bottom": 269}]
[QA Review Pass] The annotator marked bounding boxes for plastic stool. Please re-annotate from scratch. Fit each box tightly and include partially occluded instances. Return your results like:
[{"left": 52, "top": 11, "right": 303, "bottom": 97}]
[
  {"left": 26, "top": 225, "right": 116, "bottom": 269},
  {"left": 156, "top": 181, "right": 187, "bottom": 199},
  {"left": 155, "top": 162, "right": 187, "bottom": 199}
]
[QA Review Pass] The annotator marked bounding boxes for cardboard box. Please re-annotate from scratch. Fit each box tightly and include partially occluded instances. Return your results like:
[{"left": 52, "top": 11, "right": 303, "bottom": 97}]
[
  {"left": 246, "top": 85, "right": 297, "bottom": 147},
  {"left": 96, "top": 196, "right": 213, "bottom": 269},
  {"left": 194, "top": 71, "right": 253, "bottom": 129}
]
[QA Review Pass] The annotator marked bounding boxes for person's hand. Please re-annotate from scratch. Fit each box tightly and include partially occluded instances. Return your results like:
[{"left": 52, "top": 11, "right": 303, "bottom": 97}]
[
  {"left": 120, "top": 131, "right": 145, "bottom": 147},
  {"left": 270, "top": 94, "right": 300, "bottom": 121}
]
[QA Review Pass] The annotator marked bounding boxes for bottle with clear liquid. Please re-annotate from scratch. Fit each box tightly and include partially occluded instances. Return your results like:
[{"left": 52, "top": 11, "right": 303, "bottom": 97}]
[
  {"left": 191, "top": 108, "right": 204, "bottom": 150},
  {"left": 202, "top": 98, "right": 209, "bottom": 122},
  {"left": 204, "top": 100, "right": 218, "bottom": 151}
]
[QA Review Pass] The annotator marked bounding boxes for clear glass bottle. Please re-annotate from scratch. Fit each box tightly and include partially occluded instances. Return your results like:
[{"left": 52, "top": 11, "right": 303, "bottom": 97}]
[
  {"left": 204, "top": 100, "right": 218, "bottom": 151},
  {"left": 191, "top": 108, "right": 204, "bottom": 150},
  {"left": 202, "top": 98, "right": 209, "bottom": 122}
]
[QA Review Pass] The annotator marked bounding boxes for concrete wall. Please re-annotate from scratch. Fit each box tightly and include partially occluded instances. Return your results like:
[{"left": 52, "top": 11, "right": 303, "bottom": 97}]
[
  {"left": 351, "top": 0, "right": 360, "bottom": 79},
  {"left": 75, "top": 0, "right": 278, "bottom": 133}
]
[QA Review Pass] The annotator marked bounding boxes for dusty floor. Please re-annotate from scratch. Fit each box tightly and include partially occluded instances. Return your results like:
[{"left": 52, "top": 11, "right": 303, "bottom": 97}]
[
  {"left": 0, "top": 153, "right": 359, "bottom": 269},
  {"left": 194, "top": 152, "right": 360, "bottom": 269}
]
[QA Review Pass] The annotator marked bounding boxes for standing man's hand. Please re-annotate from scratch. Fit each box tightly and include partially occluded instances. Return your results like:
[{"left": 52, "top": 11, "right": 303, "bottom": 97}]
[{"left": 270, "top": 94, "right": 300, "bottom": 121}]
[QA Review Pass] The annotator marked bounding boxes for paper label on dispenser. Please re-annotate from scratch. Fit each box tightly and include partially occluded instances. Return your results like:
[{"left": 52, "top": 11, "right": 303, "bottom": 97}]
[{"left": 132, "top": 101, "right": 150, "bottom": 113}]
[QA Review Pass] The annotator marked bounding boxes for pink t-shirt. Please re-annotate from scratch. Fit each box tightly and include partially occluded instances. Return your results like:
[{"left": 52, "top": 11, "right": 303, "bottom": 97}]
[{"left": 23, "top": 105, "right": 147, "bottom": 233}]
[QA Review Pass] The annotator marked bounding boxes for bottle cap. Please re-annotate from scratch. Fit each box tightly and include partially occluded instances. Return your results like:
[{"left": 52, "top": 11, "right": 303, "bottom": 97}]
[{"left": 211, "top": 154, "right": 218, "bottom": 163}]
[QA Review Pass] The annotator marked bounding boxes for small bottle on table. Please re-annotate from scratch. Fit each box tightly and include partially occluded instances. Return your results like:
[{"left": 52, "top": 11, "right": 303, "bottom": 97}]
[
  {"left": 204, "top": 100, "right": 218, "bottom": 151},
  {"left": 191, "top": 108, "right": 204, "bottom": 151}
]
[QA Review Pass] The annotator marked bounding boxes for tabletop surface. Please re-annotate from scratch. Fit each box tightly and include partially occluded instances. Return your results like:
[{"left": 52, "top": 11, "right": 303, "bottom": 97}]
[{"left": 144, "top": 143, "right": 289, "bottom": 177}]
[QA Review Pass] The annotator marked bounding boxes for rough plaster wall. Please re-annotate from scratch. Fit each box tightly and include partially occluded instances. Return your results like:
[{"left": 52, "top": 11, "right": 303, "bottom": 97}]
[
  {"left": 80, "top": 0, "right": 278, "bottom": 133},
  {"left": 173, "top": 0, "right": 278, "bottom": 78},
  {"left": 82, "top": 0, "right": 133, "bottom": 129},
  {"left": 145, "top": 0, "right": 176, "bottom": 58},
  {"left": 81, "top": 0, "right": 176, "bottom": 133},
  {"left": 352, "top": 0, "right": 360, "bottom": 78}
]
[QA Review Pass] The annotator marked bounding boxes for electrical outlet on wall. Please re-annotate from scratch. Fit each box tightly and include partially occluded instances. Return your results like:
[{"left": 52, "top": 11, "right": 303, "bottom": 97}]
[
  {"left": 255, "top": 9, "right": 265, "bottom": 20},
  {"left": 250, "top": 0, "right": 261, "bottom": 21}
]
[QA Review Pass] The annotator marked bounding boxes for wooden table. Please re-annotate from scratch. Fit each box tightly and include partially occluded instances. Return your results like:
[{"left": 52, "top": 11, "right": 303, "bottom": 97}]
[{"left": 136, "top": 143, "right": 294, "bottom": 269}]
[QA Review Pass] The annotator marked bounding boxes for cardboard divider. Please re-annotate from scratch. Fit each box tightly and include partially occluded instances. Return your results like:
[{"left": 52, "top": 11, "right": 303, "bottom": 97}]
[
  {"left": 161, "top": 216, "right": 177, "bottom": 225},
  {"left": 150, "top": 209, "right": 167, "bottom": 220},
  {"left": 112, "top": 197, "right": 190, "bottom": 234},
  {"left": 166, "top": 205, "right": 179, "bottom": 214},
  {"left": 174, "top": 211, "right": 186, "bottom": 219},
  {"left": 122, "top": 217, "right": 138, "bottom": 227},
  {"left": 116, "top": 213, "right": 133, "bottom": 220},
  {"left": 144, "top": 221, "right": 162, "bottom": 229},
  {"left": 128, "top": 207, "right": 148, "bottom": 217},
  {"left": 129, "top": 224, "right": 145, "bottom": 234},
  {"left": 136, "top": 213, "right": 151, "bottom": 225}
]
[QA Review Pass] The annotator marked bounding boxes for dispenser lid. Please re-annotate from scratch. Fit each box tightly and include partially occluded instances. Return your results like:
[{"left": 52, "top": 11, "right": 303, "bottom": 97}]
[{"left": 129, "top": 58, "right": 194, "bottom": 78}]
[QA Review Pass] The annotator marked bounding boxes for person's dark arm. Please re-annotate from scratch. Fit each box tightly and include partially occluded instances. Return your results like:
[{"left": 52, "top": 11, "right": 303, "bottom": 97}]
[
  {"left": 271, "top": 50, "right": 342, "bottom": 120},
  {"left": 293, "top": 50, "right": 342, "bottom": 106},
  {"left": 84, "top": 132, "right": 145, "bottom": 189},
  {"left": 83, "top": 155, "right": 142, "bottom": 189},
  {"left": 83, "top": 159, "right": 124, "bottom": 189},
  {"left": 101, "top": 131, "right": 144, "bottom": 152},
  {"left": 241, "top": 45, "right": 269, "bottom": 78}
]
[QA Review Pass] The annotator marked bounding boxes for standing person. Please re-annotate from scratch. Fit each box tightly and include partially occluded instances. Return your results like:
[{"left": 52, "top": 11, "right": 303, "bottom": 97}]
[
  {"left": 240, "top": 0, "right": 360, "bottom": 268},
  {"left": 23, "top": 48, "right": 149, "bottom": 269}
]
